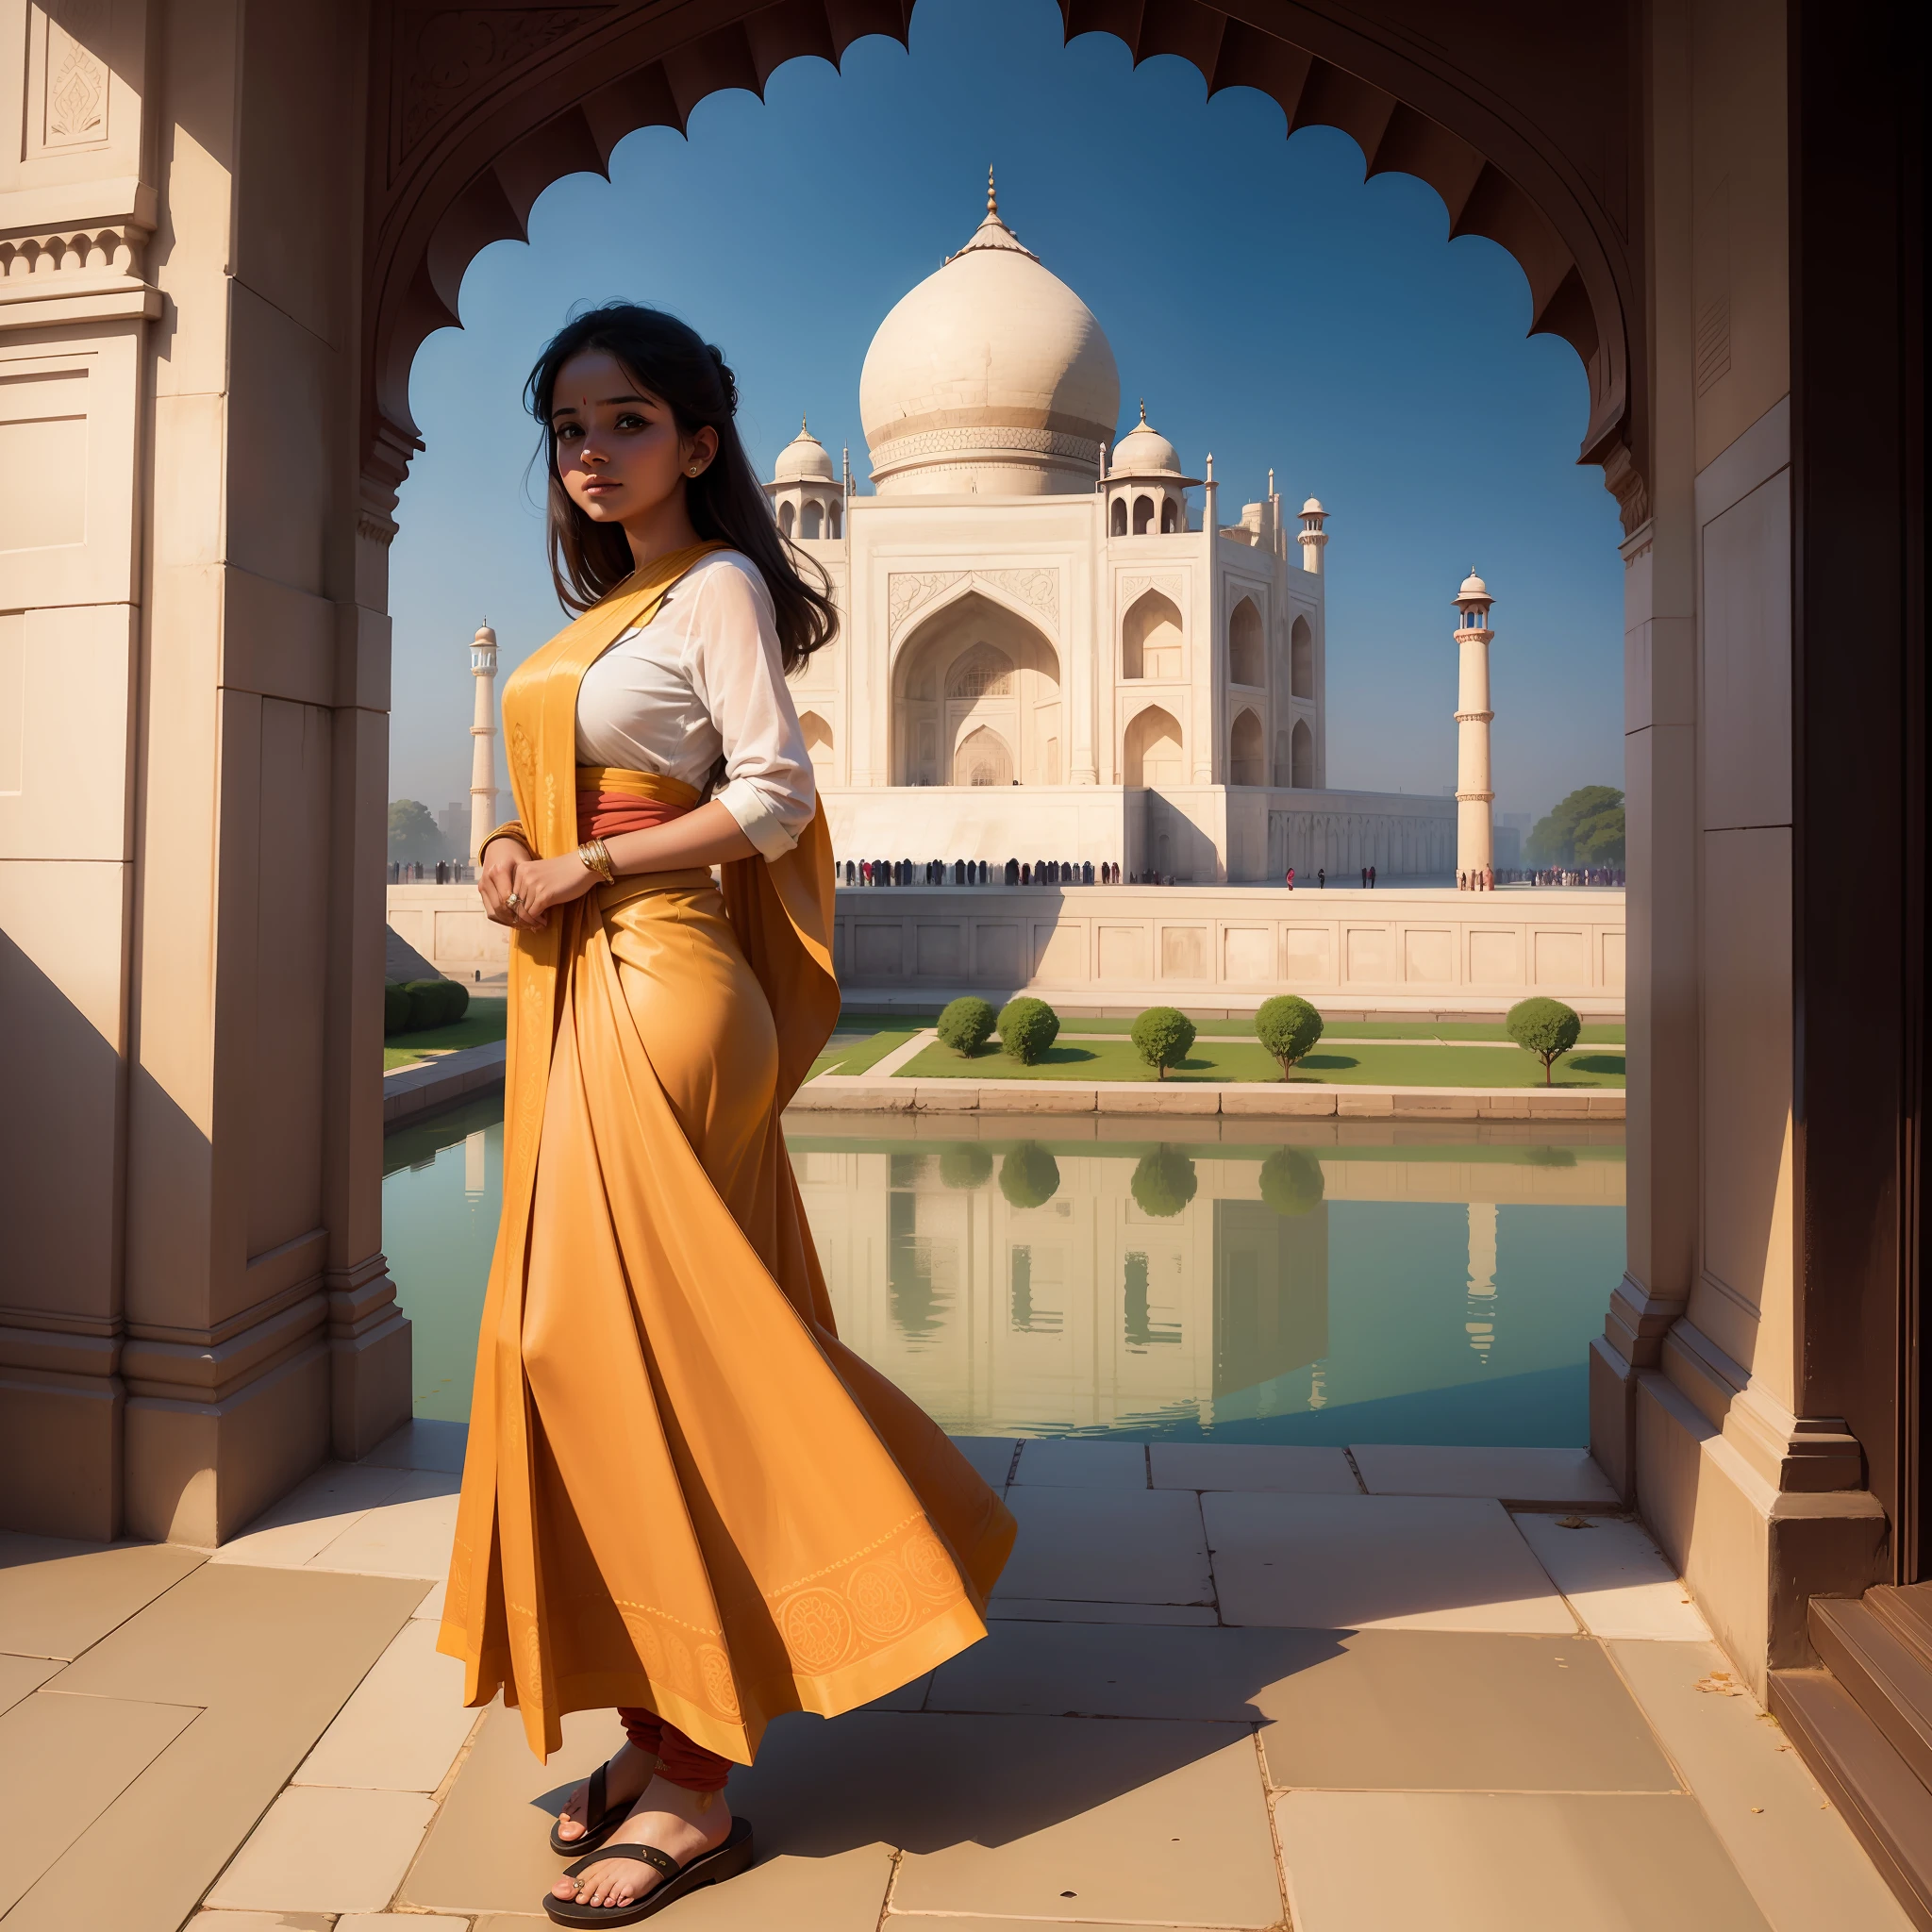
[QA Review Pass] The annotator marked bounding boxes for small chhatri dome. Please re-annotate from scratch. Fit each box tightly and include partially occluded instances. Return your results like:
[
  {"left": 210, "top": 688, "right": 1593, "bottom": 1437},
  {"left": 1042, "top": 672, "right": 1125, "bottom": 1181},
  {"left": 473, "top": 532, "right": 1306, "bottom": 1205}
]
[
  {"left": 1302, "top": 496, "right": 1325, "bottom": 516},
  {"left": 859, "top": 174, "right": 1120, "bottom": 496},
  {"left": 1110, "top": 399, "right": 1181, "bottom": 475},
  {"left": 1456, "top": 569, "right": 1494, "bottom": 607},
  {"left": 774, "top": 415, "right": 836, "bottom": 483}
]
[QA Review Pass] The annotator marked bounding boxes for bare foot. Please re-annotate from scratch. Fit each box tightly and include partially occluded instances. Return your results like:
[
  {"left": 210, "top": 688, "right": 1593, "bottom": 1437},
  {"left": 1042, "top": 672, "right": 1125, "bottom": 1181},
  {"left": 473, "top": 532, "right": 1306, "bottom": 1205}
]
[
  {"left": 553, "top": 1775, "right": 731, "bottom": 1910},
  {"left": 554, "top": 1741, "right": 656, "bottom": 1846}
]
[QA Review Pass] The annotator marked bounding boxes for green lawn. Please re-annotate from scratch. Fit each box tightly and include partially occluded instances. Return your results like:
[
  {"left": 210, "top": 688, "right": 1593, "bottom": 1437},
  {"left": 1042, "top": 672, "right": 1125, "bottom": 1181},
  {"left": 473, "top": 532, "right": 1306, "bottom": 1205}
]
[
  {"left": 896, "top": 1037, "right": 1624, "bottom": 1088},
  {"left": 383, "top": 996, "right": 507, "bottom": 1072},
  {"left": 806, "top": 1027, "right": 922, "bottom": 1080}
]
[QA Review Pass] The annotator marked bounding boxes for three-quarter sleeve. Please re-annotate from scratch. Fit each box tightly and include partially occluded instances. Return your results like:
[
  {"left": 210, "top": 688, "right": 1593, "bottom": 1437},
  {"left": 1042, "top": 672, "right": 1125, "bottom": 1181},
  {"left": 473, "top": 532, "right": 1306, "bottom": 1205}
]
[{"left": 681, "top": 559, "right": 817, "bottom": 860}]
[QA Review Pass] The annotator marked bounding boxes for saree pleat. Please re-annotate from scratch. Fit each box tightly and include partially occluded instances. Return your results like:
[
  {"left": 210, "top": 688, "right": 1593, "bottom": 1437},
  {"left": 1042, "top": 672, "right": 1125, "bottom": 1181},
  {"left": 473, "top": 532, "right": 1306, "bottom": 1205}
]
[{"left": 440, "top": 545, "right": 1014, "bottom": 1762}]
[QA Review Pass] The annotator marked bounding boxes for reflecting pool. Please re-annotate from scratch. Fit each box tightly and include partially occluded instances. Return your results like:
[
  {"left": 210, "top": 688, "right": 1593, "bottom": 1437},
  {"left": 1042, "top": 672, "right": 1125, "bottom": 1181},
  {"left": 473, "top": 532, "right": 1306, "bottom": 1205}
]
[{"left": 383, "top": 1101, "right": 1624, "bottom": 1448}]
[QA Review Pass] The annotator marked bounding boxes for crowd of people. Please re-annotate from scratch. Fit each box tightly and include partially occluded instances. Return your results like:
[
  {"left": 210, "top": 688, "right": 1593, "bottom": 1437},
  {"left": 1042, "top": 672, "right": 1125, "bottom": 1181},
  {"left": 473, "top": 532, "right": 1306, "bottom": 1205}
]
[
  {"left": 842, "top": 858, "right": 1123, "bottom": 887},
  {"left": 388, "top": 858, "right": 475, "bottom": 884},
  {"left": 1463, "top": 865, "right": 1625, "bottom": 889}
]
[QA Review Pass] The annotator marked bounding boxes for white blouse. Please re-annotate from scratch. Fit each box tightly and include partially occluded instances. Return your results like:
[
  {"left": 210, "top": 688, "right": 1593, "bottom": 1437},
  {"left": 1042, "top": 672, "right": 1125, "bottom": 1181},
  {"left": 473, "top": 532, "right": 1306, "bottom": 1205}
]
[{"left": 575, "top": 552, "right": 815, "bottom": 861}]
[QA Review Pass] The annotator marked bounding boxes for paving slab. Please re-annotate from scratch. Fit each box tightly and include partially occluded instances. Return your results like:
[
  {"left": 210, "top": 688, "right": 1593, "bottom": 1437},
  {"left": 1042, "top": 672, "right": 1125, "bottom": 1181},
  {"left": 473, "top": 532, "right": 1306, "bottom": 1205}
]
[
  {"left": 1010, "top": 1439, "right": 1147, "bottom": 1489},
  {"left": 1275, "top": 1790, "right": 1771, "bottom": 1931},
  {"left": 928, "top": 1620, "right": 1311, "bottom": 1723},
  {"left": 1608, "top": 1639, "right": 1918, "bottom": 1932},
  {"left": 947, "top": 1436, "right": 1019, "bottom": 1488},
  {"left": 1351, "top": 1443, "right": 1617, "bottom": 1506},
  {"left": 399, "top": 1702, "right": 629, "bottom": 1914},
  {"left": 0, "top": 1651, "right": 59, "bottom": 1716},
  {"left": 988, "top": 1598, "right": 1221, "bottom": 1626},
  {"left": 300, "top": 1470, "right": 461, "bottom": 1580},
  {"left": 338, "top": 1917, "right": 469, "bottom": 1931},
  {"left": 0, "top": 1532, "right": 204, "bottom": 1658},
  {"left": 1204, "top": 1491, "right": 1574, "bottom": 1633},
  {"left": 185, "top": 1914, "right": 334, "bottom": 1930},
  {"left": 882, "top": 1716, "right": 1280, "bottom": 1927},
  {"left": 1253, "top": 1629, "right": 1677, "bottom": 1792},
  {"left": 208, "top": 1463, "right": 419, "bottom": 1571},
  {"left": 358, "top": 1419, "right": 470, "bottom": 1474},
  {"left": 1151, "top": 1442, "right": 1360, "bottom": 1493},
  {"left": 295, "top": 1615, "right": 480, "bottom": 1792},
  {"left": 0, "top": 1689, "right": 198, "bottom": 1914},
  {"left": 1510, "top": 1511, "right": 1712, "bottom": 1640},
  {"left": 207, "top": 1786, "right": 437, "bottom": 1913},
  {"left": 995, "top": 1486, "right": 1212, "bottom": 1607},
  {"left": 4, "top": 1563, "right": 423, "bottom": 1932}
]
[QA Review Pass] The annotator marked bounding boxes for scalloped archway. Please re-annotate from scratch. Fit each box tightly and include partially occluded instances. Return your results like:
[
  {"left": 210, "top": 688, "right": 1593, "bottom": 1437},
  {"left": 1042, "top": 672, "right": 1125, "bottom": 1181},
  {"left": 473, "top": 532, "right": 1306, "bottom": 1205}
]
[{"left": 360, "top": 0, "right": 1643, "bottom": 530}]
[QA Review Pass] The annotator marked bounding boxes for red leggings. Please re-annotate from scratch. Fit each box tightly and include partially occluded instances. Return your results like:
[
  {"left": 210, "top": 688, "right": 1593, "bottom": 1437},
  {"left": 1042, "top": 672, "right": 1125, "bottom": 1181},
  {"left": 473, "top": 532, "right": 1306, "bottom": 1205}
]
[{"left": 617, "top": 1708, "right": 732, "bottom": 1793}]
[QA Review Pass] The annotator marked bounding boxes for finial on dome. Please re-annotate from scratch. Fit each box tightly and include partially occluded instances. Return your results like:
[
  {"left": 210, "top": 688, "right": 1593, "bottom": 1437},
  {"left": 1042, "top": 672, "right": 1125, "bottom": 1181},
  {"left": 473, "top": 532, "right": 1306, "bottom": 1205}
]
[
  {"left": 1138, "top": 399, "right": 1147, "bottom": 425},
  {"left": 988, "top": 167, "right": 997, "bottom": 217}
]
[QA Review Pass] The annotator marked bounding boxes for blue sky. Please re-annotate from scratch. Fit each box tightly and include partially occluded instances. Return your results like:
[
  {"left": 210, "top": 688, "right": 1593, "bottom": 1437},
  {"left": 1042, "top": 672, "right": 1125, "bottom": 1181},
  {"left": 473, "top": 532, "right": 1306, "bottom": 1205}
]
[{"left": 388, "top": 0, "right": 1624, "bottom": 828}]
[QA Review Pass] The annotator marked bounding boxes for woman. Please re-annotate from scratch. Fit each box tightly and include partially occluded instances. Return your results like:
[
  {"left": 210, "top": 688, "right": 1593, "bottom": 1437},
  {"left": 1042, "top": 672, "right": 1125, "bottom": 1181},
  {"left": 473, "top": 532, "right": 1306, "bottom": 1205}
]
[{"left": 440, "top": 306, "right": 1015, "bottom": 1927}]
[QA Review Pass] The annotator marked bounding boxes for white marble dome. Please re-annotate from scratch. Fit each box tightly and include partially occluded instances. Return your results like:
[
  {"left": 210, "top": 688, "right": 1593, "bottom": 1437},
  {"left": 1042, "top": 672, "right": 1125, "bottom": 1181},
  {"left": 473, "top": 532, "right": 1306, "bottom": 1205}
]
[
  {"left": 1110, "top": 402, "right": 1180, "bottom": 475},
  {"left": 774, "top": 418, "right": 835, "bottom": 483},
  {"left": 859, "top": 178, "right": 1120, "bottom": 496},
  {"left": 1457, "top": 570, "right": 1492, "bottom": 602}
]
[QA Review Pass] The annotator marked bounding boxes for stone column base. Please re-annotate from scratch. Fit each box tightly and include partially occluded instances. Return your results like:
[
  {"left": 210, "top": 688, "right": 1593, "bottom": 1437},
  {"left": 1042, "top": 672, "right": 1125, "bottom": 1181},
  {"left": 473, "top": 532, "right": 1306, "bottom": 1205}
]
[
  {"left": 0, "top": 1324, "right": 124, "bottom": 1540},
  {"left": 327, "top": 1257, "right": 413, "bottom": 1462},
  {"left": 1633, "top": 1362, "right": 1887, "bottom": 1697}
]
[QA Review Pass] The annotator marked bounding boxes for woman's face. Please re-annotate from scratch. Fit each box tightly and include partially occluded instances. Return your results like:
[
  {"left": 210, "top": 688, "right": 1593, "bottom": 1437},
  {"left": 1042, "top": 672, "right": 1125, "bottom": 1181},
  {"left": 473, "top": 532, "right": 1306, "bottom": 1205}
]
[{"left": 548, "top": 348, "right": 718, "bottom": 529}]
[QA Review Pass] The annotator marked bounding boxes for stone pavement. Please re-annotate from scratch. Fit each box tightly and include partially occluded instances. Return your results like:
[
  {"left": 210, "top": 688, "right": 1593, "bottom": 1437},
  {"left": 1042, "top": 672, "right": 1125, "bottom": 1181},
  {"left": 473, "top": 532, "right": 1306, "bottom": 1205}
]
[{"left": 0, "top": 1429, "right": 1908, "bottom": 1932}]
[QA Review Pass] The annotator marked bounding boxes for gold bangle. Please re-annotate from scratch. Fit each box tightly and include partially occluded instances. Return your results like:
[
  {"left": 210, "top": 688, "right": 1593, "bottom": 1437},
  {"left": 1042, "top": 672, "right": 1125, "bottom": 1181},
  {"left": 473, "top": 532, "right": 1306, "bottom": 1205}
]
[{"left": 577, "top": 838, "right": 616, "bottom": 882}]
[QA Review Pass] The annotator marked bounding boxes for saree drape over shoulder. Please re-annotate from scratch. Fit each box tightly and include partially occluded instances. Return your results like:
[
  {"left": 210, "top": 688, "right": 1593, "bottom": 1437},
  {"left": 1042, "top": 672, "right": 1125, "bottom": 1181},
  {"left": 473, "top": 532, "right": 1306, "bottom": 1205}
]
[{"left": 440, "top": 543, "right": 1015, "bottom": 1762}]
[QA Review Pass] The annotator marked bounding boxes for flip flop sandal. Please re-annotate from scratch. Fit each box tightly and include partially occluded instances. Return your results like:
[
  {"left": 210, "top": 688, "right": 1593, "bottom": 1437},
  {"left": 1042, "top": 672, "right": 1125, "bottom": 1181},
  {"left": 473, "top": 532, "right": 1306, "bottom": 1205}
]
[
  {"left": 543, "top": 1816, "right": 756, "bottom": 1927},
  {"left": 548, "top": 1758, "right": 635, "bottom": 1857}
]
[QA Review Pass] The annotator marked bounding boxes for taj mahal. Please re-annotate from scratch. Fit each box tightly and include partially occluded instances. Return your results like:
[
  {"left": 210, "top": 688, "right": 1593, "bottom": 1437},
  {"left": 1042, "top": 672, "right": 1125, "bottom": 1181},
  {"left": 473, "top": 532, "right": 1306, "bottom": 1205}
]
[{"left": 755, "top": 177, "right": 1461, "bottom": 885}]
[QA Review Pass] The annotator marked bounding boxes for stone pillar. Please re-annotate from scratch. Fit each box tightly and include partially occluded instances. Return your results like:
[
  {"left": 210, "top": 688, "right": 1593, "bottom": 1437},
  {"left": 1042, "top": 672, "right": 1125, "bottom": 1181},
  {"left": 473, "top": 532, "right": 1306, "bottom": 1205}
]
[
  {"left": 1452, "top": 575, "right": 1496, "bottom": 880},
  {"left": 0, "top": 0, "right": 410, "bottom": 1544},
  {"left": 468, "top": 623, "right": 500, "bottom": 862}
]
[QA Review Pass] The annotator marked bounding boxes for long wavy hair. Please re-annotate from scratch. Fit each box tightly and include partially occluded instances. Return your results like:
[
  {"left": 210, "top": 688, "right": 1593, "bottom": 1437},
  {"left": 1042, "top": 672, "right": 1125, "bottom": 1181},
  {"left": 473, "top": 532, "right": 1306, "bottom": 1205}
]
[{"left": 525, "top": 304, "right": 837, "bottom": 672}]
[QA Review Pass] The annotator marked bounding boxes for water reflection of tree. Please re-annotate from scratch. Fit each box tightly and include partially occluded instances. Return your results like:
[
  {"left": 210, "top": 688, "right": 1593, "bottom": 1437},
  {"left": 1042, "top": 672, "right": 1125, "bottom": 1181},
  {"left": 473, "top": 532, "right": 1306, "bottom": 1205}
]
[
  {"left": 999, "top": 1142, "right": 1060, "bottom": 1208},
  {"left": 1130, "top": 1145, "right": 1198, "bottom": 1218}
]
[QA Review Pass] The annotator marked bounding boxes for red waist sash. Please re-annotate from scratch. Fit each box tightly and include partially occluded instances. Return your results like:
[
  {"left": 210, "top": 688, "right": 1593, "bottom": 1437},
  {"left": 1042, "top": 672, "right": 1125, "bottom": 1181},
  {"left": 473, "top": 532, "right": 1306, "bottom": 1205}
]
[{"left": 576, "top": 764, "right": 699, "bottom": 841}]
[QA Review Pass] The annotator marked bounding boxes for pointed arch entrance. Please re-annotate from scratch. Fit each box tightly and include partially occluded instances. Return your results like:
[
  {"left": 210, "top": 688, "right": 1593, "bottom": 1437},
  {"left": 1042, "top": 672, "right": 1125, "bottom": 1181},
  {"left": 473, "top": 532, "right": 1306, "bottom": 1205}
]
[{"left": 891, "top": 590, "right": 1060, "bottom": 787}]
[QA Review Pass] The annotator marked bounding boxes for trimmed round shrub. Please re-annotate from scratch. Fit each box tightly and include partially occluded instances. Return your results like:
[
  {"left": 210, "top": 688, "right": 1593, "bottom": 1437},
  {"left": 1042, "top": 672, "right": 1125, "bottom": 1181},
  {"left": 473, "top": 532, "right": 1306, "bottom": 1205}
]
[
  {"left": 936, "top": 996, "right": 998, "bottom": 1058},
  {"left": 403, "top": 978, "right": 469, "bottom": 1030},
  {"left": 383, "top": 983, "right": 411, "bottom": 1035},
  {"left": 1255, "top": 994, "right": 1324, "bottom": 1079},
  {"left": 1130, "top": 1006, "right": 1196, "bottom": 1080},
  {"left": 1507, "top": 996, "right": 1582, "bottom": 1085},
  {"left": 1258, "top": 1146, "right": 1325, "bottom": 1216},
  {"left": 939, "top": 1145, "right": 994, "bottom": 1190},
  {"left": 999, "top": 1141, "right": 1061, "bottom": 1208},
  {"left": 1130, "top": 1144, "right": 1198, "bottom": 1219},
  {"left": 997, "top": 996, "right": 1060, "bottom": 1065}
]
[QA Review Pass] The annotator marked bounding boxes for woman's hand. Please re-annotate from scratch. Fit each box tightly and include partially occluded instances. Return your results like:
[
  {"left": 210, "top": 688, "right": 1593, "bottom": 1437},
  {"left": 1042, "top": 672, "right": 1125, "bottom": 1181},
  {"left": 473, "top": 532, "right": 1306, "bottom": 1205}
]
[
  {"left": 502, "top": 853, "right": 600, "bottom": 929},
  {"left": 478, "top": 836, "right": 538, "bottom": 928}
]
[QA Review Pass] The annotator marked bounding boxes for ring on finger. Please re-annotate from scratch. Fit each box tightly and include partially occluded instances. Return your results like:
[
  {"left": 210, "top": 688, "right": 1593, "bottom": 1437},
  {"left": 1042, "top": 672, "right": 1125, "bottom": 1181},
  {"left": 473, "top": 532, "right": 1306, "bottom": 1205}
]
[{"left": 506, "top": 891, "right": 521, "bottom": 911}]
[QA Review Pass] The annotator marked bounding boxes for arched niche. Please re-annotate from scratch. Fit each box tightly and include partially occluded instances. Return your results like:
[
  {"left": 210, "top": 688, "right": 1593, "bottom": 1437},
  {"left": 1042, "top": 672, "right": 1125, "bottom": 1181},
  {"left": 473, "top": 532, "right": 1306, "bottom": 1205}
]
[
  {"left": 1230, "top": 708, "right": 1265, "bottom": 785},
  {"left": 1124, "top": 706, "right": 1184, "bottom": 789},
  {"left": 1229, "top": 599, "right": 1264, "bottom": 688},
  {"left": 1291, "top": 615, "right": 1314, "bottom": 698},
  {"left": 956, "top": 725, "right": 1013, "bottom": 787},
  {"left": 1110, "top": 497, "right": 1127, "bottom": 535},
  {"left": 1160, "top": 497, "right": 1178, "bottom": 533},
  {"left": 801, "top": 500, "right": 823, "bottom": 539},
  {"left": 1133, "top": 494, "right": 1155, "bottom": 534},
  {"left": 778, "top": 501, "right": 794, "bottom": 537},
  {"left": 1123, "top": 590, "right": 1183, "bottom": 681},
  {"left": 359, "top": 5, "right": 1644, "bottom": 532},
  {"left": 892, "top": 590, "right": 1059, "bottom": 787},
  {"left": 1291, "top": 717, "right": 1315, "bottom": 789}
]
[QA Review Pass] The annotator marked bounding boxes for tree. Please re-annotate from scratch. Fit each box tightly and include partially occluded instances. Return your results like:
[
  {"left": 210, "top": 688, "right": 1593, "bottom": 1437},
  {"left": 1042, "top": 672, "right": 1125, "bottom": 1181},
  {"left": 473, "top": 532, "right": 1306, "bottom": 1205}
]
[
  {"left": 1507, "top": 997, "right": 1582, "bottom": 1085},
  {"left": 937, "top": 997, "right": 997, "bottom": 1057},
  {"left": 1255, "top": 994, "right": 1324, "bottom": 1078},
  {"left": 997, "top": 996, "right": 1060, "bottom": 1064},
  {"left": 388, "top": 798, "right": 448, "bottom": 865},
  {"left": 1130, "top": 1007, "right": 1196, "bottom": 1079},
  {"left": 1525, "top": 786, "right": 1624, "bottom": 869},
  {"left": 939, "top": 1145, "right": 994, "bottom": 1190}
]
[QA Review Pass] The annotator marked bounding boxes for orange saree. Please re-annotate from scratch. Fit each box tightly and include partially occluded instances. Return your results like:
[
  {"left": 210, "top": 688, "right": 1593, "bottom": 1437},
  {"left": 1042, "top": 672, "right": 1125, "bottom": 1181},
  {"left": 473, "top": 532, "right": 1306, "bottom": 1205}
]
[{"left": 439, "top": 543, "right": 1015, "bottom": 1762}]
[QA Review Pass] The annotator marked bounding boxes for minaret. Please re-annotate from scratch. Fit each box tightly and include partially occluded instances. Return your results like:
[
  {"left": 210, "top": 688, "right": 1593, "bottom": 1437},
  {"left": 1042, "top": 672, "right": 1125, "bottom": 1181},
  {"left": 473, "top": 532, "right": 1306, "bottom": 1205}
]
[
  {"left": 467, "top": 619, "right": 499, "bottom": 863},
  {"left": 1452, "top": 572, "right": 1496, "bottom": 882},
  {"left": 1298, "top": 497, "right": 1328, "bottom": 575}
]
